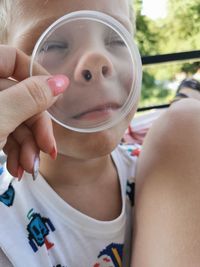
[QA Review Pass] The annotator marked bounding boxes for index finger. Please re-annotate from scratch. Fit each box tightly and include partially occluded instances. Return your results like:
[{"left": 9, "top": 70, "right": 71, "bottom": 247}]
[{"left": 0, "top": 45, "right": 48, "bottom": 81}]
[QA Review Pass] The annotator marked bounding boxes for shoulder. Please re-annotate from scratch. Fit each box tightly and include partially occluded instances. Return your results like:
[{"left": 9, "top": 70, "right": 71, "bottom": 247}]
[
  {"left": 146, "top": 99, "right": 200, "bottom": 144},
  {"left": 141, "top": 99, "right": 200, "bottom": 161},
  {"left": 136, "top": 98, "right": 200, "bottom": 183}
]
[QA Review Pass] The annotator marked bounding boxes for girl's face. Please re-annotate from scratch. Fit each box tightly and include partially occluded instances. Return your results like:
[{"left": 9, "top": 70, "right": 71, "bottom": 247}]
[
  {"left": 34, "top": 17, "right": 135, "bottom": 132},
  {"left": 10, "top": 0, "right": 138, "bottom": 159}
]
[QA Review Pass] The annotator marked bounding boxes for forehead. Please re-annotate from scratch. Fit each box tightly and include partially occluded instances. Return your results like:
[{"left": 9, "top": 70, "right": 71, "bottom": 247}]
[
  {"left": 15, "top": 0, "right": 130, "bottom": 25},
  {"left": 11, "top": 0, "right": 132, "bottom": 53}
]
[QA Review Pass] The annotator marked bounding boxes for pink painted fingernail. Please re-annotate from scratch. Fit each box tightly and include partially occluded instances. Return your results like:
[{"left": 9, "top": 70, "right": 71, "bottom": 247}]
[
  {"left": 32, "top": 155, "right": 40, "bottom": 181},
  {"left": 47, "top": 75, "right": 70, "bottom": 96},
  {"left": 50, "top": 146, "right": 57, "bottom": 160},
  {"left": 17, "top": 166, "right": 24, "bottom": 181}
]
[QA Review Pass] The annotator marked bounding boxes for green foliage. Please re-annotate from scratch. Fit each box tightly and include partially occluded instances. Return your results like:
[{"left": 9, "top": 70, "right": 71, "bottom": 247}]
[
  {"left": 139, "top": 72, "right": 174, "bottom": 107},
  {"left": 181, "top": 62, "right": 200, "bottom": 74},
  {"left": 133, "top": 0, "right": 200, "bottom": 106},
  {"left": 159, "top": 0, "right": 200, "bottom": 53},
  {"left": 134, "top": 1, "right": 159, "bottom": 55}
]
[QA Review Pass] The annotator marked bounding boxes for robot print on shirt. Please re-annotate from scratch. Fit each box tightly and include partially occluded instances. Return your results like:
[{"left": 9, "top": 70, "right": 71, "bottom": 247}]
[
  {"left": 0, "top": 183, "right": 15, "bottom": 207},
  {"left": 93, "top": 243, "right": 124, "bottom": 267},
  {"left": 26, "top": 208, "right": 56, "bottom": 252}
]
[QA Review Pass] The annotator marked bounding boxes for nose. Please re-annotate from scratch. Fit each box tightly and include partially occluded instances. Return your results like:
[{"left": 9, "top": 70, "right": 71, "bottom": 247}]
[{"left": 74, "top": 52, "right": 114, "bottom": 83}]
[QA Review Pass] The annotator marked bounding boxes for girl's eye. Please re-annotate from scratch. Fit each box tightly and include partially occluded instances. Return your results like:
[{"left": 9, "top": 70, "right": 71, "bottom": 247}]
[
  {"left": 105, "top": 33, "right": 126, "bottom": 47},
  {"left": 108, "top": 39, "right": 126, "bottom": 46},
  {"left": 40, "top": 42, "right": 69, "bottom": 53}
]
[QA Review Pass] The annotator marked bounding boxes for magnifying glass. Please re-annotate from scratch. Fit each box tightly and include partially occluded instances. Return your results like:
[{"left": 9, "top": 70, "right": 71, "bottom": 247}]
[{"left": 30, "top": 10, "right": 142, "bottom": 133}]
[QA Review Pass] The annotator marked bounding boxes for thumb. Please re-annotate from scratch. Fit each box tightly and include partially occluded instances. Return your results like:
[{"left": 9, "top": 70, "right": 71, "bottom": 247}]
[{"left": 0, "top": 74, "right": 69, "bottom": 135}]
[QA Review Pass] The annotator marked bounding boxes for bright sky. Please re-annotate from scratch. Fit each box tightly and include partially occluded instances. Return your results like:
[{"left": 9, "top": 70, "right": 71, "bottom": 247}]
[{"left": 142, "top": 0, "right": 168, "bottom": 19}]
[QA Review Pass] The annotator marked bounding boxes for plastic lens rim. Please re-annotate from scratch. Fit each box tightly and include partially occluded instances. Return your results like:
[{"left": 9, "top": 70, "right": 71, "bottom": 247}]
[{"left": 30, "top": 10, "right": 142, "bottom": 133}]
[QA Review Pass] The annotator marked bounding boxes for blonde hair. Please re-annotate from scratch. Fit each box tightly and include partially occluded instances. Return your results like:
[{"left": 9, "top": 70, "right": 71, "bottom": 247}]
[
  {"left": 0, "top": 0, "right": 49, "bottom": 44},
  {"left": 129, "top": 0, "right": 136, "bottom": 30},
  {"left": 0, "top": 0, "right": 135, "bottom": 44}
]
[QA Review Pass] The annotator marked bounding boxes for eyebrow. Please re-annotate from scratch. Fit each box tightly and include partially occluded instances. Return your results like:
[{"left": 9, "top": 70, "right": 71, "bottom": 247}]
[
  {"left": 32, "top": 14, "right": 133, "bottom": 36},
  {"left": 107, "top": 14, "right": 133, "bottom": 33}
]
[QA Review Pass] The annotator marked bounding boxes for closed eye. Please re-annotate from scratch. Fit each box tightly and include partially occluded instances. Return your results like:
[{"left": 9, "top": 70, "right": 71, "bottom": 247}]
[
  {"left": 108, "top": 39, "right": 126, "bottom": 46},
  {"left": 105, "top": 32, "right": 126, "bottom": 47},
  {"left": 40, "top": 41, "right": 69, "bottom": 53}
]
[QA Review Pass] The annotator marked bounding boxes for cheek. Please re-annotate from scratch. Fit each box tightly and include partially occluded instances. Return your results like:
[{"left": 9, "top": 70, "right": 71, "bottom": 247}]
[{"left": 113, "top": 51, "right": 136, "bottom": 98}]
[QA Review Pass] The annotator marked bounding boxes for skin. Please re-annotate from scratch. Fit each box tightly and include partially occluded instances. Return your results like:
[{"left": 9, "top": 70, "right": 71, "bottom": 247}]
[
  {"left": 178, "top": 87, "right": 200, "bottom": 101},
  {"left": 5, "top": 0, "right": 138, "bottom": 220},
  {"left": 132, "top": 99, "right": 200, "bottom": 266}
]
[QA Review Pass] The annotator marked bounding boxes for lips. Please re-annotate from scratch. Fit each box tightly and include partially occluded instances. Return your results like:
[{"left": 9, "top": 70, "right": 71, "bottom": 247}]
[{"left": 72, "top": 103, "right": 121, "bottom": 121}]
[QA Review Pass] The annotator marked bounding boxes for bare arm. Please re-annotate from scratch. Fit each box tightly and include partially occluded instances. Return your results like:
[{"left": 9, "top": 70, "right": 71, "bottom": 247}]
[{"left": 132, "top": 99, "right": 200, "bottom": 267}]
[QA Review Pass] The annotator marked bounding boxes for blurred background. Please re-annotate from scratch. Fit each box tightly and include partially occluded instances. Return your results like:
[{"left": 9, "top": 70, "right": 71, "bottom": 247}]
[{"left": 132, "top": 0, "right": 200, "bottom": 109}]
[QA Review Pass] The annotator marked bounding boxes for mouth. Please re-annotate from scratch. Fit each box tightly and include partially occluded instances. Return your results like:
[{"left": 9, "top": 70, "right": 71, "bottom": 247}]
[{"left": 72, "top": 103, "right": 121, "bottom": 121}]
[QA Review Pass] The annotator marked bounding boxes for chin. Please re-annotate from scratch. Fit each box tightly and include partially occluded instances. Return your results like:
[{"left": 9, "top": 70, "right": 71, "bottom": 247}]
[
  {"left": 53, "top": 122, "right": 126, "bottom": 159},
  {"left": 88, "top": 129, "right": 122, "bottom": 156}
]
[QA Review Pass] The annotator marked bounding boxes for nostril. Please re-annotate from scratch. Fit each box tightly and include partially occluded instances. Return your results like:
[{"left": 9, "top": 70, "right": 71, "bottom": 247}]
[
  {"left": 82, "top": 70, "right": 92, "bottom": 81},
  {"left": 102, "top": 66, "right": 109, "bottom": 77}
]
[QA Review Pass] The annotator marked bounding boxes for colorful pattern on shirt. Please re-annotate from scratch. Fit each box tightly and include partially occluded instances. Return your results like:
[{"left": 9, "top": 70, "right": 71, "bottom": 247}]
[
  {"left": 27, "top": 209, "right": 56, "bottom": 252},
  {"left": 0, "top": 183, "right": 15, "bottom": 207},
  {"left": 93, "top": 243, "right": 123, "bottom": 267}
]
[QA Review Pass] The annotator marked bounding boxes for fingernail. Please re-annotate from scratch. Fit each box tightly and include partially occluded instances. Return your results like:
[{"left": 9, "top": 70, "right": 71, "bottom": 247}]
[
  {"left": 32, "top": 155, "right": 40, "bottom": 181},
  {"left": 47, "top": 75, "right": 70, "bottom": 96},
  {"left": 17, "top": 166, "right": 24, "bottom": 181},
  {"left": 50, "top": 146, "right": 57, "bottom": 160}
]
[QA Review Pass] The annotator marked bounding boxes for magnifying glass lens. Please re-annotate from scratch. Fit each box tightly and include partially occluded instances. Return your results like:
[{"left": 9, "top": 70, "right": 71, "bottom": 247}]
[{"left": 31, "top": 11, "right": 142, "bottom": 133}]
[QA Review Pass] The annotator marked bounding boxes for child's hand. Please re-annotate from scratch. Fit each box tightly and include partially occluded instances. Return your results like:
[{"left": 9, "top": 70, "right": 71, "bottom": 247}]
[{"left": 0, "top": 45, "right": 69, "bottom": 179}]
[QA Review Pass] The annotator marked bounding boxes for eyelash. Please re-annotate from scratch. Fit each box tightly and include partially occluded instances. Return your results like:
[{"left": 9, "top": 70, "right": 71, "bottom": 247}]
[
  {"left": 39, "top": 35, "right": 125, "bottom": 55},
  {"left": 106, "top": 39, "right": 126, "bottom": 46},
  {"left": 40, "top": 42, "right": 69, "bottom": 53},
  {"left": 105, "top": 35, "right": 126, "bottom": 47}
]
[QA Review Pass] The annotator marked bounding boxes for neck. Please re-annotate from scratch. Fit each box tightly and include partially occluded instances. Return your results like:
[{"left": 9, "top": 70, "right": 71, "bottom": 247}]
[
  {"left": 39, "top": 151, "right": 115, "bottom": 188},
  {"left": 39, "top": 151, "right": 122, "bottom": 221}
]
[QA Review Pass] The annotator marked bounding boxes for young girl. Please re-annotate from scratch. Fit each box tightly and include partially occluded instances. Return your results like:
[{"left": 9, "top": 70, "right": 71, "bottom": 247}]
[
  {"left": 0, "top": 0, "right": 138, "bottom": 266},
  {"left": 1, "top": 1, "right": 200, "bottom": 267}
]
